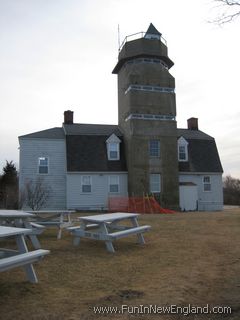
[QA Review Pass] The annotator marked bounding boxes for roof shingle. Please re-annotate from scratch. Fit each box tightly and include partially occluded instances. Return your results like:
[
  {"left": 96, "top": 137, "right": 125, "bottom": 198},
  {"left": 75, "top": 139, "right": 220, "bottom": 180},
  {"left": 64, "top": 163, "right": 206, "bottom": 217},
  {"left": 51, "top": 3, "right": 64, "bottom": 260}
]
[
  {"left": 63, "top": 123, "right": 122, "bottom": 136},
  {"left": 178, "top": 138, "right": 223, "bottom": 173},
  {"left": 66, "top": 135, "right": 127, "bottom": 172}
]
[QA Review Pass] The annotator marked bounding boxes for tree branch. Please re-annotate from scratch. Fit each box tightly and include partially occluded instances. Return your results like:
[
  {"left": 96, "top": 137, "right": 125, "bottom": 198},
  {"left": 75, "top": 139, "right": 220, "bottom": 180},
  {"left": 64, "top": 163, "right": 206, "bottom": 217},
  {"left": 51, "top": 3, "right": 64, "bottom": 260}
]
[{"left": 210, "top": 0, "right": 240, "bottom": 24}]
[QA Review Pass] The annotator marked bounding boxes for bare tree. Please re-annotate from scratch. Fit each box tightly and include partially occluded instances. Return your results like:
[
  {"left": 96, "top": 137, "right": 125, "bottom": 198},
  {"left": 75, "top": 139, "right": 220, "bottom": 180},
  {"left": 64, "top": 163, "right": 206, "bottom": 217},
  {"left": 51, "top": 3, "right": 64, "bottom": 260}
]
[
  {"left": 210, "top": 0, "right": 240, "bottom": 24},
  {"left": 22, "top": 177, "right": 51, "bottom": 211},
  {"left": 223, "top": 175, "right": 240, "bottom": 205}
]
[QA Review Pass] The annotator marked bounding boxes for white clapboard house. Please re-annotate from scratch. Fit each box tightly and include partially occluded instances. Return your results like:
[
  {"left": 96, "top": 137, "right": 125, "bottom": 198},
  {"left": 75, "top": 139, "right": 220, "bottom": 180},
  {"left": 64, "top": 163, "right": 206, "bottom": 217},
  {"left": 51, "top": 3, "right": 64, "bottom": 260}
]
[{"left": 19, "top": 111, "right": 223, "bottom": 211}]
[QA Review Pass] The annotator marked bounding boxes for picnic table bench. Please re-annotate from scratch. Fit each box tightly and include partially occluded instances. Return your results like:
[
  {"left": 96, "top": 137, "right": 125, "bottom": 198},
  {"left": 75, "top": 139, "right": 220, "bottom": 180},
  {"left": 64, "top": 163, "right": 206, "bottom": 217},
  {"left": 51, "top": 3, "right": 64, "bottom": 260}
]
[
  {"left": 0, "top": 226, "right": 49, "bottom": 283},
  {"left": 28, "top": 210, "right": 74, "bottom": 239},
  {"left": 0, "top": 250, "right": 49, "bottom": 272},
  {"left": 68, "top": 212, "right": 151, "bottom": 253}
]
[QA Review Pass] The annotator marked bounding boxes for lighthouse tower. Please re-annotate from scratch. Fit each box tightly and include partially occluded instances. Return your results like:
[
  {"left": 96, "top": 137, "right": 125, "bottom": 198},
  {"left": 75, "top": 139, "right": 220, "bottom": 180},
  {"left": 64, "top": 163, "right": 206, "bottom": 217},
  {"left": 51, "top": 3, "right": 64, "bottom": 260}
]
[{"left": 113, "top": 24, "right": 179, "bottom": 209}]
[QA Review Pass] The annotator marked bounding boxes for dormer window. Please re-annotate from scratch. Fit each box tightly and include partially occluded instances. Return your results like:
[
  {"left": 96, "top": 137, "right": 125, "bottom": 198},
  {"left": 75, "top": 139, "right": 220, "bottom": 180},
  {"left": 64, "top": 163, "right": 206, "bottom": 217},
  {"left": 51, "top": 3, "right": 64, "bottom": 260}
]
[
  {"left": 179, "top": 146, "right": 187, "bottom": 160},
  {"left": 178, "top": 137, "right": 188, "bottom": 162},
  {"left": 106, "top": 134, "right": 121, "bottom": 161},
  {"left": 108, "top": 143, "right": 119, "bottom": 160}
]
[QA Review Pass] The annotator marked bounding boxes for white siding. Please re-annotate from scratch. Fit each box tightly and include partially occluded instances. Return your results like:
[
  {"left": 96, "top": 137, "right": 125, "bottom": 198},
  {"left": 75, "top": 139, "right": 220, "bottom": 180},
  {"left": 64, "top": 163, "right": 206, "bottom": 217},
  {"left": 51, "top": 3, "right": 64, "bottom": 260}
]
[
  {"left": 19, "top": 138, "right": 66, "bottom": 210},
  {"left": 66, "top": 173, "right": 128, "bottom": 210},
  {"left": 179, "top": 173, "right": 223, "bottom": 211}
]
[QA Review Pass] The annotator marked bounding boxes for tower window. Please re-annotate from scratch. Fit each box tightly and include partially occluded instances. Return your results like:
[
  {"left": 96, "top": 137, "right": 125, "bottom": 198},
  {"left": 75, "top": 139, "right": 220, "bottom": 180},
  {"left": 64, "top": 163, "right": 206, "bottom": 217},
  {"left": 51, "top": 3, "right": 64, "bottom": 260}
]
[
  {"left": 125, "top": 84, "right": 174, "bottom": 95},
  {"left": 125, "top": 114, "right": 175, "bottom": 122},
  {"left": 125, "top": 58, "right": 168, "bottom": 69},
  {"left": 145, "top": 33, "right": 161, "bottom": 40},
  {"left": 149, "top": 140, "right": 160, "bottom": 157}
]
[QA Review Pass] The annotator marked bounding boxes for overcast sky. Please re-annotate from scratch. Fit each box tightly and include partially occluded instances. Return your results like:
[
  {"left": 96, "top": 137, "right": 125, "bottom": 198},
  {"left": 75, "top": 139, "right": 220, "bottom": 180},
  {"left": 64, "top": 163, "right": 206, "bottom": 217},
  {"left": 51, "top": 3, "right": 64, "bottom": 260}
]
[{"left": 0, "top": 0, "right": 239, "bottom": 178}]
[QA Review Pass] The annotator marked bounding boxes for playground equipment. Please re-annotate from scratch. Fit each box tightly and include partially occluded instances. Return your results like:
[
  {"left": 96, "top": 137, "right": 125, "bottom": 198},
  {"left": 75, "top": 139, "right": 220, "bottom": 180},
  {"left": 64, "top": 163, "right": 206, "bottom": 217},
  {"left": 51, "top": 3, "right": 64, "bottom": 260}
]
[{"left": 108, "top": 196, "right": 175, "bottom": 214}]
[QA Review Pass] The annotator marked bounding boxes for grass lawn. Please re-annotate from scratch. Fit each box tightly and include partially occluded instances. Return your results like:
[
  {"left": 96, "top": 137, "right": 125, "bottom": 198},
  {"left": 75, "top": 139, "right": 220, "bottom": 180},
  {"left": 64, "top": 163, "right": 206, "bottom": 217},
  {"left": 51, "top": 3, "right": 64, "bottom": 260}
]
[{"left": 0, "top": 208, "right": 240, "bottom": 320}]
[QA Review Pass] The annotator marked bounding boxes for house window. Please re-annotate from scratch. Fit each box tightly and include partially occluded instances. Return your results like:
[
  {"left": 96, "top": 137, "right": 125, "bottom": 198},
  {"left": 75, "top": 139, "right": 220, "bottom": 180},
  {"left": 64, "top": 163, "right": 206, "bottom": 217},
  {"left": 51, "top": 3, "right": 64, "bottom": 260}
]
[
  {"left": 38, "top": 157, "right": 49, "bottom": 174},
  {"left": 203, "top": 176, "right": 211, "bottom": 192},
  {"left": 108, "top": 143, "right": 119, "bottom": 160},
  {"left": 149, "top": 140, "right": 160, "bottom": 157},
  {"left": 82, "top": 175, "right": 91, "bottom": 193},
  {"left": 109, "top": 175, "right": 119, "bottom": 193},
  {"left": 150, "top": 174, "right": 161, "bottom": 193}
]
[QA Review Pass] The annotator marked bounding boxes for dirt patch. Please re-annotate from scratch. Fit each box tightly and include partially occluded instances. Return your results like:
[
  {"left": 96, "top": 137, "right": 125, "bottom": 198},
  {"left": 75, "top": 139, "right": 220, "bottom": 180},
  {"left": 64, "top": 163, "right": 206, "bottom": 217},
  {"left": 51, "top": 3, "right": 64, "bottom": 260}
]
[{"left": 101, "top": 289, "right": 145, "bottom": 303}]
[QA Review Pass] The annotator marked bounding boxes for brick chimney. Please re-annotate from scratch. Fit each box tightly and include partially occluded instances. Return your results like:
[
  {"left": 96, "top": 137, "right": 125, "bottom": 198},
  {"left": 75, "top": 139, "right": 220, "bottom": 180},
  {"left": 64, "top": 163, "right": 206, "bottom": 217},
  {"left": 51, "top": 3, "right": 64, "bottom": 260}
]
[
  {"left": 187, "top": 117, "right": 198, "bottom": 130},
  {"left": 64, "top": 110, "right": 74, "bottom": 124}
]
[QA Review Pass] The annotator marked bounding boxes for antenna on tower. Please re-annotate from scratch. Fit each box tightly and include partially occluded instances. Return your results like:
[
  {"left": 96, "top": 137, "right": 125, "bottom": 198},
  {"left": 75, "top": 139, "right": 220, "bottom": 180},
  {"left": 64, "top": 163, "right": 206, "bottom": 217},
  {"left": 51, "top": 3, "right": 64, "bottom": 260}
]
[{"left": 118, "top": 24, "right": 120, "bottom": 51}]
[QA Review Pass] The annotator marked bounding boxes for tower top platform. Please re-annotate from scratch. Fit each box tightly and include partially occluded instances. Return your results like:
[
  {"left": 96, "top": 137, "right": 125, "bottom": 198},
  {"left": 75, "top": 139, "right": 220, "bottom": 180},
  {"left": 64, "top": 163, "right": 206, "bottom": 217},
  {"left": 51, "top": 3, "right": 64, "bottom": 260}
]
[{"left": 113, "top": 23, "right": 173, "bottom": 74}]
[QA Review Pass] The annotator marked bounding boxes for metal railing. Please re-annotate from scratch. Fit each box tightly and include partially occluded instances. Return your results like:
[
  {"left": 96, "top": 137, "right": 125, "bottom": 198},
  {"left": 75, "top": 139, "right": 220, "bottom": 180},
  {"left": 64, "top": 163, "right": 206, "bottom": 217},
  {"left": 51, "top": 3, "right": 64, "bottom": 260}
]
[{"left": 119, "top": 31, "right": 167, "bottom": 52}]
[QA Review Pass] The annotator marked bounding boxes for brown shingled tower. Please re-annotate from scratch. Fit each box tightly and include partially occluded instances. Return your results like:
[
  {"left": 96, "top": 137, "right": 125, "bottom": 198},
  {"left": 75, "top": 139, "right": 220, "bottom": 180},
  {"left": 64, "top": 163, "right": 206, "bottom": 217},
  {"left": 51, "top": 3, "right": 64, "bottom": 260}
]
[{"left": 113, "top": 23, "right": 179, "bottom": 209}]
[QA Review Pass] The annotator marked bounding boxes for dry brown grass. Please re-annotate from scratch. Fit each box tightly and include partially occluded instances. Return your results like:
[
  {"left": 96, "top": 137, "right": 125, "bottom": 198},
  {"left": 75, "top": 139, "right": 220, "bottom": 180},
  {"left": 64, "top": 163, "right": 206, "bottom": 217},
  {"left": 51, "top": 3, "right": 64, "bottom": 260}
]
[{"left": 0, "top": 209, "right": 240, "bottom": 320}]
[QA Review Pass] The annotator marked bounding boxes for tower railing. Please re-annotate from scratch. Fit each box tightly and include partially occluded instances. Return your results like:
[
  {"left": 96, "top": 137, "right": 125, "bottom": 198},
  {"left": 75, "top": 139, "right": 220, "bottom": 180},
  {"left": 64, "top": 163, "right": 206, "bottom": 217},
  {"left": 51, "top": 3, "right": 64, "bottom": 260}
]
[{"left": 119, "top": 31, "right": 167, "bottom": 52}]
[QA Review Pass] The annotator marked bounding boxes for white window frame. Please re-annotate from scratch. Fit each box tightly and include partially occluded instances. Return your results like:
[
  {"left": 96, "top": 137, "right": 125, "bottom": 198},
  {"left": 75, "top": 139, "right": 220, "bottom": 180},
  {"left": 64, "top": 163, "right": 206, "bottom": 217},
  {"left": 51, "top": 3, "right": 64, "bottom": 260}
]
[
  {"left": 109, "top": 175, "right": 119, "bottom": 193},
  {"left": 203, "top": 176, "right": 211, "bottom": 192},
  {"left": 178, "top": 145, "right": 187, "bottom": 161},
  {"left": 149, "top": 140, "right": 160, "bottom": 158},
  {"left": 38, "top": 157, "right": 49, "bottom": 174},
  {"left": 125, "top": 114, "right": 175, "bottom": 122},
  {"left": 81, "top": 175, "right": 92, "bottom": 193},
  {"left": 125, "top": 58, "right": 168, "bottom": 70},
  {"left": 125, "top": 84, "right": 174, "bottom": 95},
  {"left": 178, "top": 137, "right": 188, "bottom": 162},
  {"left": 108, "top": 142, "right": 120, "bottom": 161},
  {"left": 150, "top": 174, "right": 161, "bottom": 193}
]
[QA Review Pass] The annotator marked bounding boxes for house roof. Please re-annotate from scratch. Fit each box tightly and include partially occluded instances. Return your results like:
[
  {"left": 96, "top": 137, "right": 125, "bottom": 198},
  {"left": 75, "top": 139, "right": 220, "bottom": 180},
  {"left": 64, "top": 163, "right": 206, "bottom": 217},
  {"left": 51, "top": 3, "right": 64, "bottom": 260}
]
[
  {"left": 64, "top": 123, "right": 126, "bottom": 172},
  {"left": 177, "top": 129, "right": 223, "bottom": 173},
  {"left": 19, "top": 123, "right": 126, "bottom": 172},
  {"left": 19, "top": 127, "right": 65, "bottom": 139},
  {"left": 19, "top": 123, "right": 222, "bottom": 174},
  {"left": 19, "top": 124, "right": 122, "bottom": 139},
  {"left": 177, "top": 129, "right": 213, "bottom": 140},
  {"left": 66, "top": 135, "right": 127, "bottom": 172},
  {"left": 63, "top": 123, "right": 122, "bottom": 136}
]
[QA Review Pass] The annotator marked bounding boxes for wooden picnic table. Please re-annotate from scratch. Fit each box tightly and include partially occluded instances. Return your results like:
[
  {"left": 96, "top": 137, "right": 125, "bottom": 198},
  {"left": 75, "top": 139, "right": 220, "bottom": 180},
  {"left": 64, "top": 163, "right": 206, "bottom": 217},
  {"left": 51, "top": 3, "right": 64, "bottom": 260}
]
[
  {"left": 28, "top": 210, "right": 74, "bottom": 239},
  {"left": 0, "top": 210, "right": 45, "bottom": 249},
  {"left": 0, "top": 226, "right": 49, "bottom": 283},
  {"left": 68, "top": 212, "right": 151, "bottom": 253}
]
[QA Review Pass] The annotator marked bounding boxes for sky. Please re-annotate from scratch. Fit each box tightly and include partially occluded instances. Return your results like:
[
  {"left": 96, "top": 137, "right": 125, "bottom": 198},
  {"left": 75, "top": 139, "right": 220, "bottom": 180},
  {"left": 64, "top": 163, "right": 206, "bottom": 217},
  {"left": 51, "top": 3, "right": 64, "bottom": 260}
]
[{"left": 0, "top": 0, "right": 239, "bottom": 178}]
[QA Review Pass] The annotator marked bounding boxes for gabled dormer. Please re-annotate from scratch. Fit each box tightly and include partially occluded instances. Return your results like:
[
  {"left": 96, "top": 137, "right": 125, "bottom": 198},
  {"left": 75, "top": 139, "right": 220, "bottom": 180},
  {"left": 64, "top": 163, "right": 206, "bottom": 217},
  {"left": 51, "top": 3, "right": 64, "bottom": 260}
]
[
  {"left": 178, "top": 136, "right": 188, "bottom": 162},
  {"left": 106, "top": 134, "right": 121, "bottom": 161}
]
